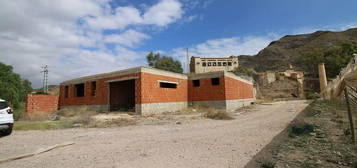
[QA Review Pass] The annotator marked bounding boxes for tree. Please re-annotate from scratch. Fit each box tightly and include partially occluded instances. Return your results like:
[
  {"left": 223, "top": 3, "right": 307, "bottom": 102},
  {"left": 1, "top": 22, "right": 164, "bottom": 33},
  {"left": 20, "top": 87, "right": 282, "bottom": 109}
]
[
  {"left": 146, "top": 52, "right": 160, "bottom": 67},
  {"left": 0, "top": 62, "right": 32, "bottom": 108},
  {"left": 324, "top": 43, "right": 357, "bottom": 77},
  {"left": 145, "top": 52, "right": 183, "bottom": 73},
  {"left": 301, "top": 43, "right": 357, "bottom": 78},
  {"left": 301, "top": 48, "right": 324, "bottom": 77},
  {"left": 232, "top": 66, "right": 256, "bottom": 77}
]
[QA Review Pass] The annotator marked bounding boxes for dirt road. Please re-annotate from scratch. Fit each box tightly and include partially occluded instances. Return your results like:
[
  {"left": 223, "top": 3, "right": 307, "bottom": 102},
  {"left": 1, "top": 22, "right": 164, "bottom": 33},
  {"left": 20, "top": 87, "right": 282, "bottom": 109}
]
[{"left": 0, "top": 100, "right": 309, "bottom": 168}]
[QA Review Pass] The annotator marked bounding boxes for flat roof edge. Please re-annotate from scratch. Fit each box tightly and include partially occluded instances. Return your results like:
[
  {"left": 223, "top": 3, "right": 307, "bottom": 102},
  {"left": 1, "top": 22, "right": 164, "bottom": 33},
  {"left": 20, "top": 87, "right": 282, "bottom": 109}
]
[
  {"left": 188, "top": 71, "right": 253, "bottom": 85},
  {"left": 60, "top": 66, "right": 187, "bottom": 85},
  {"left": 61, "top": 67, "right": 143, "bottom": 85},
  {"left": 141, "top": 67, "right": 188, "bottom": 79},
  {"left": 224, "top": 72, "right": 253, "bottom": 85}
]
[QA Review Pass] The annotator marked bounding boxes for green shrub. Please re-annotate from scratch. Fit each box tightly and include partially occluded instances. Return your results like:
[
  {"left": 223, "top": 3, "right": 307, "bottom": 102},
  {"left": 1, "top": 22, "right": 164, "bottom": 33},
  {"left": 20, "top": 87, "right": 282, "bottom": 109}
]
[
  {"left": 13, "top": 103, "right": 25, "bottom": 121},
  {"left": 258, "top": 159, "right": 276, "bottom": 168},
  {"left": 289, "top": 122, "right": 314, "bottom": 137},
  {"left": 305, "top": 91, "right": 318, "bottom": 99}
]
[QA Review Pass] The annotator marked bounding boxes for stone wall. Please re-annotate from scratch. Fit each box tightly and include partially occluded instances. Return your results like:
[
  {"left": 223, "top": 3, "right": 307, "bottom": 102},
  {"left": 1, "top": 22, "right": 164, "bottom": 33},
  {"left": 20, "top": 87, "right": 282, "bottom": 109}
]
[{"left": 322, "top": 55, "right": 357, "bottom": 99}]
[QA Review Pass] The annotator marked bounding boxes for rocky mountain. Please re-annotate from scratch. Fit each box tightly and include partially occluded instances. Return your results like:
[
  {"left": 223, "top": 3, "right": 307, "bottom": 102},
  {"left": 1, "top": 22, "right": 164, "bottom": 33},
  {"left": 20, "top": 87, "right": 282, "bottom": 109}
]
[{"left": 238, "top": 28, "right": 357, "bottom": 72}]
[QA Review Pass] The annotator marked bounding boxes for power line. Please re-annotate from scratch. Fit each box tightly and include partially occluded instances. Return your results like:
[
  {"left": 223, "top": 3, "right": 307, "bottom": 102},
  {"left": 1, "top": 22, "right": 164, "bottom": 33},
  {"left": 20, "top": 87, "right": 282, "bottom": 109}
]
[{"left": 186, "top": 48, "right": 189, "bottom": 73}]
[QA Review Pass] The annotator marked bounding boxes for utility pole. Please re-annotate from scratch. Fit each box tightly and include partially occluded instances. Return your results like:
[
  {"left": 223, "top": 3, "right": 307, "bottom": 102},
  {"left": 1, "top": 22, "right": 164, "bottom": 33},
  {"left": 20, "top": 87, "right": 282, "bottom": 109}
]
[
  {"left": 186, "top": 48, "right": 189, "bottom": 73},
  {"left": 41, "top": 65, "right": 49, "bottom": 94}
]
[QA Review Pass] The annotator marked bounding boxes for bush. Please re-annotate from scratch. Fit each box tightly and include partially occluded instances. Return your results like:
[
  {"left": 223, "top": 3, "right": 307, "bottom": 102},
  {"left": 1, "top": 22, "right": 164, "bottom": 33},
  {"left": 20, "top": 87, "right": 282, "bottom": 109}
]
[
  {"left": 289, "top": 122, "right": 314, "bottom": 137},
  {"left": 305, "top": 91, "right": 318, "bottom": 100},
  {"left": 203, "top": 109, "right": 233, "bottom": 120},
  {"left": 257, "top": 159, "right": 276, "bottom": 168},
  {"left": 13, "top": 103, "right": 25, "bottom": 121}
]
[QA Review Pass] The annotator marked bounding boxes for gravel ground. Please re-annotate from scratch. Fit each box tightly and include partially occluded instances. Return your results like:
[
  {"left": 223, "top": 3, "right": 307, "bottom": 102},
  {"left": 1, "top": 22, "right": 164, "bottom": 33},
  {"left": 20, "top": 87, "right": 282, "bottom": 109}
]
[{"left": 0, "top": 100, "right": 309, "bottom": 168}]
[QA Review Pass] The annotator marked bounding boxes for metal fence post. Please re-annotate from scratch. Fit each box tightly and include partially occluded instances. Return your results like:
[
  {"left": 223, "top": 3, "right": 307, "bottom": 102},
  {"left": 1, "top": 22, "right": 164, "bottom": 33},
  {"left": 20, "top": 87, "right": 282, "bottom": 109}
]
[{"left": 344, "top": 87, "right": 356, "bottom": 144}]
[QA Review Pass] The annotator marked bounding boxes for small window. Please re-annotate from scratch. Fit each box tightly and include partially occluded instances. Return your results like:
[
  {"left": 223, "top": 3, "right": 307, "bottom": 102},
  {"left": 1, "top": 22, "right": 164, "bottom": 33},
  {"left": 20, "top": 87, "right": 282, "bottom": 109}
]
[
  {"left": 218, "top": 62, "right": 222, "bottom": 66},
  {"left": 75, "top": 83, "right": 85, "bottom": 97},
  {"left": 234, "top": 61, "right": 237, "bottom": 64},
  {"left": 91, "top": 81, "right": 96, "bottom": 96},
  {"left": 0, "top": 101, "right": 9, "bottom": 110},
  {"left": 223, "top": 62, "right": 227, "bottom": 66},
  {"left": 192, "top": 80, "right": 200, "bottom": 87},
  {"left": 212, "top": 62, "right": 217, "bottom": 66},
  {"left": 211, "top": 78, "right": 220, "bottom": 85},
  {"left": 64, "top": 85, "right": 69, "bottom": 98},
  {"left": 160, "top": 82, "right": 177, "bottom": 88},
  {"left": 208, "top": 62, "right": 212, "bottom": 66},
  {"left": 228, "top": 62, "right": 232, "bottom": 66},
  {"left": 202, "top": 62, "right": 207, "bottom": 67}
]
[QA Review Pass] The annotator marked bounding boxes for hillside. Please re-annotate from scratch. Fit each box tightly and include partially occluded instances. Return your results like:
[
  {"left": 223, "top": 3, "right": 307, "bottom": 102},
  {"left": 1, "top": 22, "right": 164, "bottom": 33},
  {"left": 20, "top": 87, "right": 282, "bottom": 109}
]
[
  {"left": 33, "top": 85, "right": 60, "bottom": 95},
  {"left": 239, "top": 28, "right": 357, "bottom": 72}
]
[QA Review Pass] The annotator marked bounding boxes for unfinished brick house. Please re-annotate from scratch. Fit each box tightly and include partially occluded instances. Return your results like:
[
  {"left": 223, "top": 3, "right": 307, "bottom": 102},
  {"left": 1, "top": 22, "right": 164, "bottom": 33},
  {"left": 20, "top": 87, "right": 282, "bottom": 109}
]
[{"left": 59, "top": 67, "right": 255, "bottom": 115}]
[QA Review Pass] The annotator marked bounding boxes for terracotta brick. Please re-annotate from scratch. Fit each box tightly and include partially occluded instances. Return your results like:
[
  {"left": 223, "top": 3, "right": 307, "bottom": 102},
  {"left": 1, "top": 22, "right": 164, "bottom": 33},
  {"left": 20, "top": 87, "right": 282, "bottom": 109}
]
[
  {"left": 26, "top": 94, "right": 59, "bottom": 115},
  {"left": 224, "top": 77, "right": 254, "bottom": 100},
  {"left": 188, "top": 77, "right": 226, "bottom": 101},
  {"left": 58, "top": 69, "right": 254, "bottom": 112}
]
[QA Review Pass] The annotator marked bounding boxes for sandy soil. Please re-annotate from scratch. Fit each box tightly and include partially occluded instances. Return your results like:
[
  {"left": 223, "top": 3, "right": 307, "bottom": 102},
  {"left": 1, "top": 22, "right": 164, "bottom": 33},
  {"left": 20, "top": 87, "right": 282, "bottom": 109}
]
[{"left": 0, "top": 100, "right": 309, "bottom": 168}]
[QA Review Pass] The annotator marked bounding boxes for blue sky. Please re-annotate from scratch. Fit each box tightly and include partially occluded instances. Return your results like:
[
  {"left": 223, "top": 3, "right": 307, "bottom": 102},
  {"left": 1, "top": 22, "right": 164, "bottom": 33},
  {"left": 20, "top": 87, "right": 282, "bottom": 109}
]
[
  {"left": 0, "top": 0, "right": 356, "bottom": 87},
  {"left": 137, "top": 0, "right": 357, "bottom": 51}
]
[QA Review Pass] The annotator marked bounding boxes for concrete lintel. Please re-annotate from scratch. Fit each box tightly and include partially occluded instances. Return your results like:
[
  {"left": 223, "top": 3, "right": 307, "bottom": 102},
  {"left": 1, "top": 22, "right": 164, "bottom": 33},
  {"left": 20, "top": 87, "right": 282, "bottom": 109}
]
[
  {"left": 188, "top": 71, "right": 225, "bottom": 80},
  {"left": 157, "top": 80, "right": 178, "bottom": 84},
  {"left": 106, "top": 76, "right": 139, "bottom": 83}
]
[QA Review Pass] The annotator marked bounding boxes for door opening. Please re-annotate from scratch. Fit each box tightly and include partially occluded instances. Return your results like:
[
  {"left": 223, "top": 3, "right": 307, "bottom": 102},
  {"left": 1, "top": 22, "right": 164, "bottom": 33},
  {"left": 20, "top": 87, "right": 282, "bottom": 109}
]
[{"left": 109, "top": 79, "right": 135, "bottom": 112}]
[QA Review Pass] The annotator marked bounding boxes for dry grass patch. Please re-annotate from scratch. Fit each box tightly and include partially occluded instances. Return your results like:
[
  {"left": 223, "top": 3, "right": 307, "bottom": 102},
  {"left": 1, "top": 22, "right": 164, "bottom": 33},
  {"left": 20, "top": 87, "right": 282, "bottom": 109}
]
[
  {"left": 20, "top": 113, "right": 57, "bottom": 121},
  {"left": 88, "top": 118, "right": 137, "bottom": 128},
  {"left": 203, "top": 108, "right": 234, "bottom": 120},
  {"left": 14, "top": 121, "right": 73, "bottom": 130}
]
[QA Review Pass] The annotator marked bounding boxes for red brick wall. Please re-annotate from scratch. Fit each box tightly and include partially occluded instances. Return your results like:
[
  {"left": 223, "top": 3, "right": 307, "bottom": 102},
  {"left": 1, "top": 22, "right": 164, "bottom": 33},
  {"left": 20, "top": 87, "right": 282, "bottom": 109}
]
[
  {"left": 188, "top": 76, "right": 226, "bottom": 101},
  {"left": 224, "top": 77, "right": 254, "bottom": 100},
  {"left": 26, "top": 94, "right": 59, "bottom": 115},
  {"left": 139, "top": 72, "right": 187, "bottom": 104},
  {"left": 188, "top": 76, "right": 254, "bottom": 102},
  {"left": 59, "top": 73, "right": 140, "bottom": 107},
  {"left": 59, "top": 71, "right": 253, "bottom": 109},
  {"left": 59, "top": 72, "right": 187, "bottom": 107}
]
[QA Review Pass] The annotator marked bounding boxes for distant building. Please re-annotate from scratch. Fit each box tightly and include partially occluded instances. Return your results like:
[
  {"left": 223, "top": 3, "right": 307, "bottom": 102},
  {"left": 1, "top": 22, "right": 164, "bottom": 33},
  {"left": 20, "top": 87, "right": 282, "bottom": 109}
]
[{"left": 190, "top": 56, "right": 239, "bottom": 73}]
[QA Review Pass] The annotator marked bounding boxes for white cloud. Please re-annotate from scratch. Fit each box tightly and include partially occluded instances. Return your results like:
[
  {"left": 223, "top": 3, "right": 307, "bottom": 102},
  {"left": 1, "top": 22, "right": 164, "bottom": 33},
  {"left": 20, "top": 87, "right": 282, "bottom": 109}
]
[
  {"left": 170, "top": 35, "right": 275, "bottom": 58},
  {"left": 85, "top": 0, "right": 183, "bottom": 30},
  {"left": 104, "top": 29, "right": 150, "bottom": 48},
  {"left": 183, "top": 15, "right": 200, "bottom": 23},
  {"left": 85, "top": 6, "right": 143, "bottom": 30},
  {"left": 0, "top": 0, "right": 184, "bottom": 88},
  {"left": 1, "top": 0, "right": 355, "bottom": 88},
  {"left": 168, "top": 35, "right": 278, "bottom": 72},
  {"left": 143, "top": 0, "right": 183, "bottom": 26}
]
